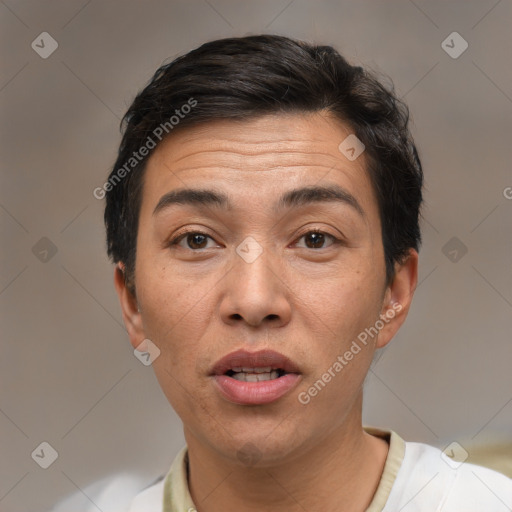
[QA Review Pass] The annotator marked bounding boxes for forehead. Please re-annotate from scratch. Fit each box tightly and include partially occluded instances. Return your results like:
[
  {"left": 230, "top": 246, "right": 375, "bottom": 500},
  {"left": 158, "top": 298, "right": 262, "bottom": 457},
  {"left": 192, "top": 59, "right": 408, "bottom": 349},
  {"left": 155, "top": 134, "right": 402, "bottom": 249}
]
[{"left": 140, "top": 112, "right": 378, "bottom": 219}]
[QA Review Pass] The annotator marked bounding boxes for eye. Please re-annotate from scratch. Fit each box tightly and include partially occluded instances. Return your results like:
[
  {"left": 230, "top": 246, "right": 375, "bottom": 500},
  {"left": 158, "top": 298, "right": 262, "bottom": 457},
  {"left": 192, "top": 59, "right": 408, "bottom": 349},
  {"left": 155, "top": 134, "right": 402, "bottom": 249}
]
[
  {"left": 170, "top": 231, "right": 218, "bottom": 250},
  {"left": 295, "top": 230, "right": 340, "bottom": 249}
]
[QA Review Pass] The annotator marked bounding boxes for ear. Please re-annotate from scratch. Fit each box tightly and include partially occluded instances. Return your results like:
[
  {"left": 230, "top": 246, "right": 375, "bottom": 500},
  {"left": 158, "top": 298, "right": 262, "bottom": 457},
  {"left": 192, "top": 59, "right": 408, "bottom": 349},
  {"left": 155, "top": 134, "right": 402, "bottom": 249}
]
[
  {"left": 375, "top": 249, "right": 419, "bottom": 349},
  {"left": 113, "top": 263, "right": 146, "bottom": 350}
]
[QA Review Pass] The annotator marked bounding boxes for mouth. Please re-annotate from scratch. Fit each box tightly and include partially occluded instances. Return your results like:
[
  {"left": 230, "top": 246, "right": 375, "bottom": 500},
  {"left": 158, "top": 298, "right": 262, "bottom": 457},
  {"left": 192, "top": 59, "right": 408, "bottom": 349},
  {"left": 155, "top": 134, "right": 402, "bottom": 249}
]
[{"left": 210, "top": 349, "right": 301, "bottom": 405}]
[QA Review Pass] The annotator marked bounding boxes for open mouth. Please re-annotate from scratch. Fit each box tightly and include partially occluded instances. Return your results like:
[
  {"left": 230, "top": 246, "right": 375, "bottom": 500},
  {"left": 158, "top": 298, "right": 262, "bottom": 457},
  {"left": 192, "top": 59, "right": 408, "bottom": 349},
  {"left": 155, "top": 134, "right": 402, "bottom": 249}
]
[
  {"left": 211, "top": 348, "right": 300, "bottom": 377},
  {"left": 211, "top": 349, "right": 301, "bottom": 405},
  {"left": 225, "top": 367, "right": 288, "bottom": 382}
]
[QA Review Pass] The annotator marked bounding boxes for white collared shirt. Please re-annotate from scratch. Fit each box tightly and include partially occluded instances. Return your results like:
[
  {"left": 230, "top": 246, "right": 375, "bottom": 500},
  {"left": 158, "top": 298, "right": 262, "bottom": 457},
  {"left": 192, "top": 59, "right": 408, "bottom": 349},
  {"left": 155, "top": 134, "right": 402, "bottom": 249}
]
[{"left": 127, "top": 426, "right": 512, "bottom": 512}]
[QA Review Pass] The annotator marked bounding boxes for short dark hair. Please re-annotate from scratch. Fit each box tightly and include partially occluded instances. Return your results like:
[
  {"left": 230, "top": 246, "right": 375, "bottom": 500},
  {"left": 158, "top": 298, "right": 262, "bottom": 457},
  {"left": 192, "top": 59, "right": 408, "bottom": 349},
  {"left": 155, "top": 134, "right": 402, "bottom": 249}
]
[{"left": 104, "top": 34, "right": 423, "bottom": 294}]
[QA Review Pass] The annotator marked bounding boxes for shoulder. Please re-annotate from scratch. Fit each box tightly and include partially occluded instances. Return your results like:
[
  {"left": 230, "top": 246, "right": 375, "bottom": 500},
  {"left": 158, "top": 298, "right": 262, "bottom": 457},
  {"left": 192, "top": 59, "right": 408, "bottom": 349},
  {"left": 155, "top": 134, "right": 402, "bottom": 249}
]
[
  {"left": 385, "top": 440, "right": 512, "bottom": 511},
  {"left": 126, "top": 477, "right": 165, "bottom": 512}
]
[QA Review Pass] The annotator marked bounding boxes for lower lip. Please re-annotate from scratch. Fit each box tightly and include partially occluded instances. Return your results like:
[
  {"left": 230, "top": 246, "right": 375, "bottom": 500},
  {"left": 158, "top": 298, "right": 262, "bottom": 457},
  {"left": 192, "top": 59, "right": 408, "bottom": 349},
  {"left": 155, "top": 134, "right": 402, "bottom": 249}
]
[{"left": 213, "top": 374, "right": 301, "bottom": 405}]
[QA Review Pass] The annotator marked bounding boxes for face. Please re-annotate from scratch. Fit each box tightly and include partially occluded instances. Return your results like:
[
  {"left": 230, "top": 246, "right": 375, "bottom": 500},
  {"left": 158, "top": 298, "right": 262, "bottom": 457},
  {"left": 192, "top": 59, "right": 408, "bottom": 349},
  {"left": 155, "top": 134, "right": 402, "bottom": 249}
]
[{"left": 115, "top": 112, "right": 417, "bottom": 466}]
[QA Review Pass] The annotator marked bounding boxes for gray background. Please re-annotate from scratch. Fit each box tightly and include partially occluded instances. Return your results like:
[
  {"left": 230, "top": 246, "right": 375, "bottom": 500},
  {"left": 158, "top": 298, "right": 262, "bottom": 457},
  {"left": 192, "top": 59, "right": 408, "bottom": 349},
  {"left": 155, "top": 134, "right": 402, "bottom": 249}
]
[{"left": 1, "top": 1, "right": 511, "bottom": 511}]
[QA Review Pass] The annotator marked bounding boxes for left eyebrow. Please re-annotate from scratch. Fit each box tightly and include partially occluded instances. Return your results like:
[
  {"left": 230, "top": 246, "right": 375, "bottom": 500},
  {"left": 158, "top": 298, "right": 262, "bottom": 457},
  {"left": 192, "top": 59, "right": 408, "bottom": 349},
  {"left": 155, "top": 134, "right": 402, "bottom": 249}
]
[
  {"left": 153, "top": 188, "right": 230, "bottom": 216},
  {"left": 152, "top": 184, "right": 365, "bottom": 218},
  {"left": 276, "top": 184, "right": 365, "bottom": 218}
]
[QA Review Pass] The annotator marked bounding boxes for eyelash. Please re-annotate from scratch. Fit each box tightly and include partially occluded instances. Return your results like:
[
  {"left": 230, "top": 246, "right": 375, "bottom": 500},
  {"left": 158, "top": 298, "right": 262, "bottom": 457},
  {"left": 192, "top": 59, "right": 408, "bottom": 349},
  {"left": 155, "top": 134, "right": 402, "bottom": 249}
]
[{"left": 169, "top": 229, "right": 342, "bottom": 250}]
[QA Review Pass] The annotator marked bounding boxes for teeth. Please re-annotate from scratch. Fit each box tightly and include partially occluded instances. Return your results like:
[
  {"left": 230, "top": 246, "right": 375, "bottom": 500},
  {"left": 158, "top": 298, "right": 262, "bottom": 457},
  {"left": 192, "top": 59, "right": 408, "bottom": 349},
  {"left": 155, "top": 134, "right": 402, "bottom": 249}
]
[
  {"left": 232, "top": 370, "right": 280, "bottom": 382},
  {"left": 256, "top": 367, "right": 272, "bottom": 373},
  {"left": 232, "top": 367, "right": 272, "bottom": 373}
]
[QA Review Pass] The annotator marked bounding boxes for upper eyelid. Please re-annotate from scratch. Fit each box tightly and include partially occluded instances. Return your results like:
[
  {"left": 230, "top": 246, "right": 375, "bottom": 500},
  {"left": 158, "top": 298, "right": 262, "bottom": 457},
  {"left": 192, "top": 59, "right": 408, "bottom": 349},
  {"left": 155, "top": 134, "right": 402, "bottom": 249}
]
[
  {"left": 293, "top": 231, "right": 340, "bottom": 248},
  {"left": 170, "top": 230, "right": 218, "bottom": 249}
]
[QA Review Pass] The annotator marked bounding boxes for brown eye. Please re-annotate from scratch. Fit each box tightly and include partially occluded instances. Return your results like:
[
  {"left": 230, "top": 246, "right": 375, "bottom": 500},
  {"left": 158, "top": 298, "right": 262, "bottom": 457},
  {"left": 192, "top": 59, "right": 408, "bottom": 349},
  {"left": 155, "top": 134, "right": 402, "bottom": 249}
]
[
  {"left": 186, "top": 233, "right": 209, "bottom": 249},
  {"left": 171, "top": 231, "right": 217, "bottom": 250},
  {"left": 296, "top": 231, "right": 338, "bottom": 249},
  {"left": 306, "top": 232, "right": 325, "bottom": 248}
]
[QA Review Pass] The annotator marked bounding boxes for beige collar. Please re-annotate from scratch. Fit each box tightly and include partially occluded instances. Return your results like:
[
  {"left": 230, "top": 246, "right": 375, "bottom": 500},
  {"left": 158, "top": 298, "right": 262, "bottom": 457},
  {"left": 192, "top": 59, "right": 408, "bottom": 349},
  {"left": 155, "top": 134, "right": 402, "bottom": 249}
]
[{"left": 162, "top": 426, "right": 406, "bottom": 512}]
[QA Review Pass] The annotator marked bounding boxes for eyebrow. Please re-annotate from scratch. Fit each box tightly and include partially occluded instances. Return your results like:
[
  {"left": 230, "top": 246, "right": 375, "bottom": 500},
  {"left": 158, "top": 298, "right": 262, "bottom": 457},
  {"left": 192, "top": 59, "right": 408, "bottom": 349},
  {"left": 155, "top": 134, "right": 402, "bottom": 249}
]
[{"left": 152, "top": 184, "right": 365, "bottom": 218}]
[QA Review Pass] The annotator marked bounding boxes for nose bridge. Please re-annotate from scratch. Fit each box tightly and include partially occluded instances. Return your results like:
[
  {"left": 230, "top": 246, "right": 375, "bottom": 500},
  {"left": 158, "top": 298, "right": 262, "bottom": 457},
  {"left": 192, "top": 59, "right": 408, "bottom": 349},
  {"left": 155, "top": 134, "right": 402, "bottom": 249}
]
[
  {"left": 220, "top": 235, "right": 291, "bottom": 327},
  {"left": 234, "top": 235, "right": 280, "bottom": 294}
]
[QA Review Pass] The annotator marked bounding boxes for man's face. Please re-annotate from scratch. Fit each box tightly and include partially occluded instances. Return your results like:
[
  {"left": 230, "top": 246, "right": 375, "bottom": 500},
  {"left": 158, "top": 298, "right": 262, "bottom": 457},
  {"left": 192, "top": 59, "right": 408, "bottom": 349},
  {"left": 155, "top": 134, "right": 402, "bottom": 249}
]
[{"left": 117, "top": 112, "right": 414, "bottom": 465}]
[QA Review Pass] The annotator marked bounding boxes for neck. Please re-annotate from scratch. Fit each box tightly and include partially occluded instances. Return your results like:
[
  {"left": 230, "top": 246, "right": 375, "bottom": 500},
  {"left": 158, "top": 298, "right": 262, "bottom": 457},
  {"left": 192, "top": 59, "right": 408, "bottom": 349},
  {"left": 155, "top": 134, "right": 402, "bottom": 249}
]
[{"left": 184, "top": 394, "right": 389, "bottom": 512}]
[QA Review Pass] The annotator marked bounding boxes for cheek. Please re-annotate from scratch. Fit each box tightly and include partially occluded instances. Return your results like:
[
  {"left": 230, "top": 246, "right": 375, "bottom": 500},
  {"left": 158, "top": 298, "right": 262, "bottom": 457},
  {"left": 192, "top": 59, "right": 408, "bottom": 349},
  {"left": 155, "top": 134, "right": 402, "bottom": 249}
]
[
  {"left": 136, "top": 263, "right": 211, "bottom": 374},
  {"left": 151, "top": 357, "right": 214, "bottom": 435},
  {"left": 292, "top": 268, "right": 383, "bottom": 392},
  {"left": 292, "top": 263, "right": 381, "bottom": 332},
  {"left": 138, "top": 253, "right": 208, "bottom": 325},
  {"left": 143, "top": 284, "right": 213, "bottom": 418}
]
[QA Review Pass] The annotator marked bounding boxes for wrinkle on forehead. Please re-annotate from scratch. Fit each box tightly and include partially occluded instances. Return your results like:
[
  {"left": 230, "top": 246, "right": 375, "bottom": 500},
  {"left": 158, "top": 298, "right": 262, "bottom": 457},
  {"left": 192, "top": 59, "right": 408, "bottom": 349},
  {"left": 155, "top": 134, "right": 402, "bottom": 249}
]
[
  {"left": 143, "top": 111, "right": 376, "bottom": 215},
  {"left": 148, "top": 113, "right": 366, "bottom": 178}
]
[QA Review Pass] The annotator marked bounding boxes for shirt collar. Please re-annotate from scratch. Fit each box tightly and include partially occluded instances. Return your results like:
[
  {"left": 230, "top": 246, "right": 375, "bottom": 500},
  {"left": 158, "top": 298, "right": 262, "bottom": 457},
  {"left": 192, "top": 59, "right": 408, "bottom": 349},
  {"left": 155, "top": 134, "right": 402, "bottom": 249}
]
[{"left": 162, "top": 426, "right": 406, "bottom": 512}]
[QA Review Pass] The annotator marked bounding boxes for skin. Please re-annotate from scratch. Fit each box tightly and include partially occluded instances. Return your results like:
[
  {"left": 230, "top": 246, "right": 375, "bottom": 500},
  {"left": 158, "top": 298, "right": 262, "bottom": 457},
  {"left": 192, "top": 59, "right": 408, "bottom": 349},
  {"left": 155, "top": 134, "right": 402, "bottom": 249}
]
[{"left": 114, "top": 111, "right": 418, "bottom": 512}]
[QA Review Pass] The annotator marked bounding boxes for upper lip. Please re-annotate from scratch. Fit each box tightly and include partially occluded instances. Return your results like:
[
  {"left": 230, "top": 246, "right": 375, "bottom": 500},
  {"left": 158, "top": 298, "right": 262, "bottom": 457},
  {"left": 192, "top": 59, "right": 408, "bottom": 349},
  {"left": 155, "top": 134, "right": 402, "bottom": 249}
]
[{"left": 210, "top": 349, "right": 301, "bottom": 376}]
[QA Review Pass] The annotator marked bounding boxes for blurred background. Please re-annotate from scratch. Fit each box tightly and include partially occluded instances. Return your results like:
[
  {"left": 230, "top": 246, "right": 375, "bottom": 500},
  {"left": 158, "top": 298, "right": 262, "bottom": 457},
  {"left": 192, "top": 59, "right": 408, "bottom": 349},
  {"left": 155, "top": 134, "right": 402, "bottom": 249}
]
[{"left": 1, "top": 1, "right": 511, "bottom": 510}]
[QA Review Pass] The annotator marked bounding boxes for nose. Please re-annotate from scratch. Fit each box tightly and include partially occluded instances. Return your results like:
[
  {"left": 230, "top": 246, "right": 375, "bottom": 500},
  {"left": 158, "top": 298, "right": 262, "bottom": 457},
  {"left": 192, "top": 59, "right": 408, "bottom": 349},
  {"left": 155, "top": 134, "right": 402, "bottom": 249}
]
[{"left": 219, "top": 243, "right": 292, "bottom": 329}]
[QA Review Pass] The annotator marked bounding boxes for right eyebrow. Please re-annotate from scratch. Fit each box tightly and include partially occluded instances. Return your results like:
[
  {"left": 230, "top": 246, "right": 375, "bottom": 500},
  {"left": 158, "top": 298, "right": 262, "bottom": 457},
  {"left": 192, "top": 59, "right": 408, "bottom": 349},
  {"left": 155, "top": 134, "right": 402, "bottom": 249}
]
[{"left": 153, "top": 189, "right": 229, "bottom": 216}]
